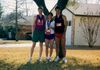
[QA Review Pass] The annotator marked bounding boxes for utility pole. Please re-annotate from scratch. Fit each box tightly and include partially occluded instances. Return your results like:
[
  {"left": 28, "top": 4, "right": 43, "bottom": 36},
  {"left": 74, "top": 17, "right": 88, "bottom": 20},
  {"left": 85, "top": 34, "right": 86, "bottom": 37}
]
[{"left": 15, "top": 0, "right": 18, "bottom": 41}]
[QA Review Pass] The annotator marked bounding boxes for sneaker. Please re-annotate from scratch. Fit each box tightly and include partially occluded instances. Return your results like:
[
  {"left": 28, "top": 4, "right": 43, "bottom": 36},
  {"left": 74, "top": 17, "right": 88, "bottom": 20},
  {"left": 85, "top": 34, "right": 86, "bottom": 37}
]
[
  {"left": 54, "top": 56, "right": 60, "bottom": 62},
  {"left": 37, "top": 58, "right": 42, "bottom": 62},
  {"left": 28, "top": 58, "right": 32, "bottom": 63},
  {"left": 48, "top": 58, "right": 52, "bottom": 62},
  {"left": 62, "top": 57, "right": 67, "bottom": 63}
]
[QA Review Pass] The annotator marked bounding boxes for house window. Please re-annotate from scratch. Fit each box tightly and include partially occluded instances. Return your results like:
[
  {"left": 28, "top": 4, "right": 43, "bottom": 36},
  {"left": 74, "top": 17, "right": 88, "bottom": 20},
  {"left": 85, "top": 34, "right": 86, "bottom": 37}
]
[{"left": 67, "top": 21, "right": 72, "bottom": 26}]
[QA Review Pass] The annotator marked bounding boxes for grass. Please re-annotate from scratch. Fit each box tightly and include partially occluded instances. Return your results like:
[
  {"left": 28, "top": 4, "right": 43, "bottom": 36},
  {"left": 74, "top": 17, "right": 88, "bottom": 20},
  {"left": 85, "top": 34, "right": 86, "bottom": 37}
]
[
  {"left": 0, "top": 40, "right": 31, "bottom": 44},
  {"left": 0, "top": 47, "right": 100, "bottom": 70}
]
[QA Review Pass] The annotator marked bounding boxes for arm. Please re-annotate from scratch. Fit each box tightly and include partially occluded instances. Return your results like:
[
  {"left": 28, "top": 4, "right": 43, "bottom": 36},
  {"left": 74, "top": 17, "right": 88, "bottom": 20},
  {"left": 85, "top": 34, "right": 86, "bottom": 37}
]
[
  {"left": 50, "top": 21, "right": 55, "bottom": 30},
  {"left": 32, "top": 15, "right": 37, "bottom": 32},
  {"left": 62, "top": 15, "right": 67, "bottom": 33},
  {"left": 45, "top": 21, "right": 48, "bottom": 31}
]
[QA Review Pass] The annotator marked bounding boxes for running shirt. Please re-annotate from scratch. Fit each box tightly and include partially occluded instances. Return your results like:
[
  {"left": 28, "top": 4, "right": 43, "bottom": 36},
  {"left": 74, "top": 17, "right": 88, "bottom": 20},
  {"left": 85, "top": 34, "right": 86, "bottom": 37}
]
[
  {"left": 54, "top": 15, "right": 65, "bottom": 34},
  {"left": 35, "top": 15, "right": 45, "bottom": 31}
]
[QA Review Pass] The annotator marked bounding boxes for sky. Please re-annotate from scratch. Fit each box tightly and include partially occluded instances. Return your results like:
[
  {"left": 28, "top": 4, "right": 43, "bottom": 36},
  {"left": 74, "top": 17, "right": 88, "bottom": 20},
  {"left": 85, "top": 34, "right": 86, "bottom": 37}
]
[
  {"left": 1, "top": 0, "right": 58, "bottom": 16},
  {"left": 0, "top": 0, "right": 100, "bottom": 16}
]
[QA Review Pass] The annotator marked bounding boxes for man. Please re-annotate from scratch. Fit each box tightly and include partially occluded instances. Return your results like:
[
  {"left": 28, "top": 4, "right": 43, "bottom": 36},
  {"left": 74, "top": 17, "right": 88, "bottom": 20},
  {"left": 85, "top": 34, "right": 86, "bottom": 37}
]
[
  {"left": 28, "top": 7, "right": 45, "bottom": 63},
  {"left": 54, "top": 6, "right": 67, "bottom": 63}
]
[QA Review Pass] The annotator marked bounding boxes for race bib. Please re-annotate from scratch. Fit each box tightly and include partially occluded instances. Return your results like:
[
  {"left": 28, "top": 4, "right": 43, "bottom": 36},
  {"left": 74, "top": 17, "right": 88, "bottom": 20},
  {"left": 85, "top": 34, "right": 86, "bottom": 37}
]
[
  {"left": 37, "top": 20, "right": 43, "bottom": 25},
  {"left": 38, "top": 19, "right": 40, "bottom": 23},
  {"left": 56, "top": 23, "right": 62, "bottom": 27}
]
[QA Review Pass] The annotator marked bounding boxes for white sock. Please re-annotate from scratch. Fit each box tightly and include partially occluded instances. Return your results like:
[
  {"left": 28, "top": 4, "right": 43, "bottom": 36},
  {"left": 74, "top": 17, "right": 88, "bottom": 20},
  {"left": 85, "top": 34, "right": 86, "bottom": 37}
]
[
  {"left": 48, "top": 56, "right": 50, "bottom": 59},
  {"left": 63, "top": 57, "right": 67, "bottom": 60},
  {"left": 46, "top": 57, "right": 48, "bottom": 59},
  {"left": 38, "top": 57, "right": 41, "bottom": 59},
  {"left": 57, "top": 56, "right": 59, "bottom": 58},
  {"left": 29, "top": 57, "right": 32, "bottom": 60}
]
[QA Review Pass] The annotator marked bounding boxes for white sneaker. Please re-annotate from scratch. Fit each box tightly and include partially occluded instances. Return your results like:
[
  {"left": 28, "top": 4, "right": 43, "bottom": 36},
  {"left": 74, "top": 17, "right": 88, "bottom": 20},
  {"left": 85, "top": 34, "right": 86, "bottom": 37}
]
[
  {"left": 54, "top": 56, "right": 60, "bottom": 62},
  {"left": 63, "top": 57, "right": 67, "bottom": 63},
  {"left": 28, "top": 58, "right": 32, "bottom": 63},
  {"left": 48, "top": 57, "right": 52, "bottom": 62},
  {"left": 37, "top": 58, "right": 42, "bottom": 62},
  {"left": 46, "top": 57, "right": 52, "bottom": 62}
]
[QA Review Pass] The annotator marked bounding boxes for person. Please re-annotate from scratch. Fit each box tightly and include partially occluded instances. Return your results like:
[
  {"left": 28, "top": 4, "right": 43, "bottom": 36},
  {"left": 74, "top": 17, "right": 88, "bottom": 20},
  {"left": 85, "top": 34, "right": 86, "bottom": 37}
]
[
  {"left": 54, "top": 6, "right": 67, "bottom": 63},
  {"left": 45, "top": 12, "right": 55, "bottom": 62},
  {"left": 28, "top": 7, "right": 45, "bottom": 63}
]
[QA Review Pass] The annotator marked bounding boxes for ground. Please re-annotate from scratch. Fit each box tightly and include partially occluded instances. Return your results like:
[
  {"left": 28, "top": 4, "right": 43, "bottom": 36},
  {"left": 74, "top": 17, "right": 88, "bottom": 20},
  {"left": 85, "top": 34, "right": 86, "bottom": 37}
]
[{"left": 0, "top": 41, "right": 100, "bottom": 70}]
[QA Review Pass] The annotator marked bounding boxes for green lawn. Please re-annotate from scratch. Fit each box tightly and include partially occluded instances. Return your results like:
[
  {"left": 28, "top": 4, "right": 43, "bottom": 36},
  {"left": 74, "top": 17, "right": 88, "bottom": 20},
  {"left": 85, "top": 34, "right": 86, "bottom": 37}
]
[{"left": 0, "top": 47, "right": 100, "bottom": 70}]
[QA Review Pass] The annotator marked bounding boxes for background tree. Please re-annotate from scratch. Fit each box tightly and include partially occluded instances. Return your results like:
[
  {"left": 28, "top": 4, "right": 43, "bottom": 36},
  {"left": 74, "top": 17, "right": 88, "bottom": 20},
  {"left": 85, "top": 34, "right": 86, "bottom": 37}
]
[
  {"left": 0, "top": 3, "right": 3, "bottom": 18},
  {"left": 0, "top": 2, "right": 4, "bottom": 38},
  {"left": 80, "top": 12, "right": 100, "bottom": 48}
]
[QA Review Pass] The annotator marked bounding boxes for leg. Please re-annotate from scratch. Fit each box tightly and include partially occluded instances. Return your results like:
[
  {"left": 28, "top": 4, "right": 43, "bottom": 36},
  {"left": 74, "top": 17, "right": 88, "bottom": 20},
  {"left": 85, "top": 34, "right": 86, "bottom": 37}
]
[
  {"left": 28, "top": 42, "right": 36, "bottom": 63},
  {"left": 55, "top": 37, "right": 60, "bottom": 56},
  {"left": 61, "top": 34, "right": 67, "bottom": 63},
  {"left": 54, "top": 37, "right": 61, "bottom": 62},
  {"left": 30, "top": 42, "right": 36, "bottom": 58},
  {"left": 39, "top": 42, "right": 43, "bottom": 58},
  {"left": 45, "top": 39, "right": 49, "bottom": 58},
  {"left": 49, "top": 39, "right": 54, "bottom": 57},
  {"left": 61, "top": 34, "right": 66, "bottom": 57}
]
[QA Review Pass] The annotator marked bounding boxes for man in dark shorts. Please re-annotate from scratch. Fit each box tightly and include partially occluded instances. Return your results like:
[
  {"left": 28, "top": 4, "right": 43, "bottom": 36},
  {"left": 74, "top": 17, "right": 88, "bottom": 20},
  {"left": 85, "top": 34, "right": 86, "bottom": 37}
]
[{"left": 28, "top": 7, "right": 45, "bottom": 63}]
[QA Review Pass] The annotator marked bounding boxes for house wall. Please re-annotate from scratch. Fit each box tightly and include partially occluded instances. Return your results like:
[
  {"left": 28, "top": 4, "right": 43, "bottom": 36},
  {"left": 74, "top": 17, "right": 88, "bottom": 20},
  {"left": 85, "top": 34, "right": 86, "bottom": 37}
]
[{"left": 73, "top": 16, "right": 100, "bottom": 46}]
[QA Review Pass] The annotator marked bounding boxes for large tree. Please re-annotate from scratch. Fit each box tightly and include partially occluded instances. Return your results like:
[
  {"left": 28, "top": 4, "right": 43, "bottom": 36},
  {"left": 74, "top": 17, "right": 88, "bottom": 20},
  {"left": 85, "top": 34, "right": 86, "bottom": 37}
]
[{"left": 33, "top": 0, "right": 69, "bottom": 16}]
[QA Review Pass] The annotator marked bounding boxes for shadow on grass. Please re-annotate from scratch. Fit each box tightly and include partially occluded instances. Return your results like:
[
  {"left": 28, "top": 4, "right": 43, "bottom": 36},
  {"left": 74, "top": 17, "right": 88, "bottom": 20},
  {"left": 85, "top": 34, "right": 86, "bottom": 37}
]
[
  {"left": 18, "top": 58, "right": 100, "bottom": 70},
  {"left": 0, "top": 59, "right": 16, "bottom": 70},
  {"left": 0, "top": 58, "right": 99, "bottom": 70}
]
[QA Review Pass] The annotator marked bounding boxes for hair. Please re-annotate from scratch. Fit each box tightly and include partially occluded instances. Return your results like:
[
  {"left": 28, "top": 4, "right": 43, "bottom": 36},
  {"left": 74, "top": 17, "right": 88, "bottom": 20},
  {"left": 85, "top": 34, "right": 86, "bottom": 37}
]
[
  {"left": 38, "top": 7, "right": 43, "bottom": 10},
  {"left": 55, "top": 6, "right": 61, "bottom": 11},
  {"left": 48, "top": 12, "right": 53, "bottom": 16}
]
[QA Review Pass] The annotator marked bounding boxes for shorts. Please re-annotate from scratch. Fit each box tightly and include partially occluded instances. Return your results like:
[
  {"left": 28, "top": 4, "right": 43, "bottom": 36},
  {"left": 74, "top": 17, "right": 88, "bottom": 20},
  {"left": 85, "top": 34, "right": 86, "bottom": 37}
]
[
  {"left": 45, "top": 34, "right": 55, "bottom": 40},
  {"left": 32, "top": 29, "right": 45, "bottom": 42}
]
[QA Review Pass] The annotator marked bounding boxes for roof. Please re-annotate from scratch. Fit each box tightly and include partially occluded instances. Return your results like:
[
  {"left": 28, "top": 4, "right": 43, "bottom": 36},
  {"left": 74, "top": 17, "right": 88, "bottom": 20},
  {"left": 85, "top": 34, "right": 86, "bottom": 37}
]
[{"left": 66, "top": 4, "right": 100, "bottom": 17}]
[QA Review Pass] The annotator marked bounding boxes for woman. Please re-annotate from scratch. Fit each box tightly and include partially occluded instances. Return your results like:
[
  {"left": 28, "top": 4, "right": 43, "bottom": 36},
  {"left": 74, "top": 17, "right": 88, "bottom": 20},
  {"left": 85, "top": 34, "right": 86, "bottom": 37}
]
[{"left": 45, "top": 12, "right": 55, "bottom": 62}]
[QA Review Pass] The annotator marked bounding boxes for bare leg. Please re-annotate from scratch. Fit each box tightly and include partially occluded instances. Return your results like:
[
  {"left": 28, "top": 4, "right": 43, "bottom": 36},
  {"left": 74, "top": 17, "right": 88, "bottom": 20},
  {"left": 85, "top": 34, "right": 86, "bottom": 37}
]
[
  {"left": 39, "top": 42, "right": 43, "bottom": 58},
  {"left": 55, "top": 37, "right": 60, "bottom": 56},
  {"left": 61, "top": 34, "right": 66, "bottom": 57},
  {"left": 30, "top": 42, "right": 36, "bottom": 58},
  {"left": 49, "top": 39, "right": 54, "bottom": 57},
  {"left": 45, "top": 39, "right": 49, "bottom": 58}
]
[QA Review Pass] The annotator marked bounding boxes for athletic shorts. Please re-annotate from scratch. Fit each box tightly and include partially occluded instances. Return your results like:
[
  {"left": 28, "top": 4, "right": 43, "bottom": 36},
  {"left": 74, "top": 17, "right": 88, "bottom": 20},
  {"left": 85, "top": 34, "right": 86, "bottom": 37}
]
[
  {"left": 32, "top": 29, "right": 45, "bottom": 42},
  {"left": 45, "top": 34, "right": 55, "bottom": 40}
]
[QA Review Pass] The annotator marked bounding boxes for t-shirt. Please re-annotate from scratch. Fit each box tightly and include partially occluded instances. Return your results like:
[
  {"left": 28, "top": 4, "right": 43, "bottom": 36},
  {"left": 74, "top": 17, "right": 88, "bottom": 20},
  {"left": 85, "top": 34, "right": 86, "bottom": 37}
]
[
  {"left": 35, "top": 15, "right": 45, "bottom": 31},
  {"left": 45, "top": 20, "right": 55, "bottom": 34}
]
